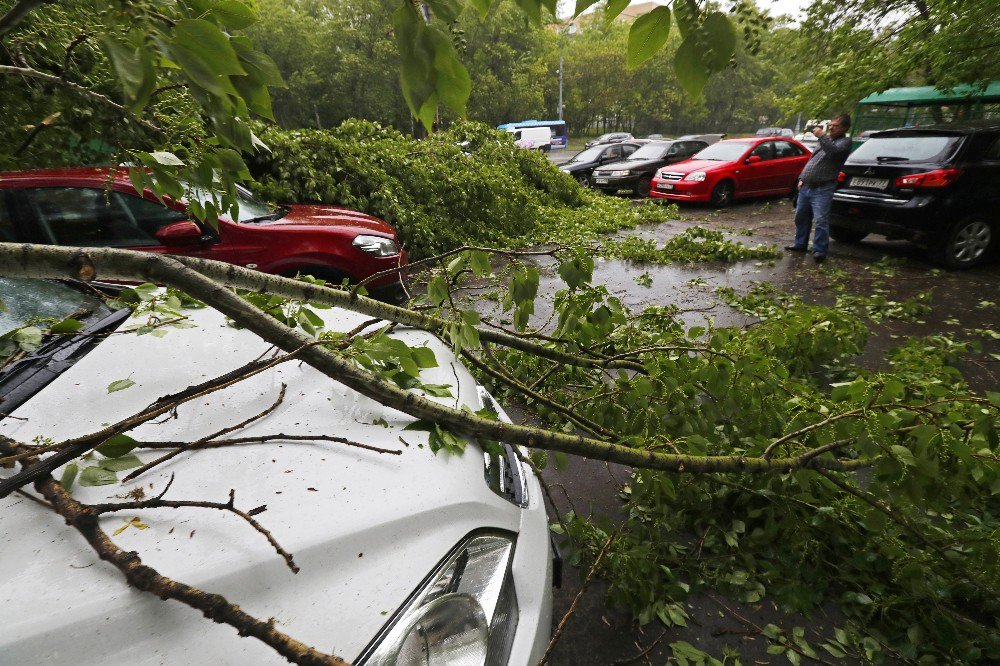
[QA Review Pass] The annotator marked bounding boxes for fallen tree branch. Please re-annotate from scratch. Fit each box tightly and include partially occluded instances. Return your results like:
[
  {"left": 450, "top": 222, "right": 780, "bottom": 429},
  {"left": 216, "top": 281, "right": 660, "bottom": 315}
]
[
  {"left": 90, "top": 486, "right": 300, "bottom": 574},
  {"left": 34, "top": 470, "right": 349, "bottom": 665},
  {"left": 0, "top": 244, "right": 869, "bottom": 476}
]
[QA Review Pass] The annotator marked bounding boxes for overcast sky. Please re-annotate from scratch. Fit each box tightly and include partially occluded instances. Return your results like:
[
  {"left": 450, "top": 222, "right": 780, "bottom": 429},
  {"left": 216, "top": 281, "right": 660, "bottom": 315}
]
[{"left": 557, "top": 0, "right": 811, "bottom": 24}]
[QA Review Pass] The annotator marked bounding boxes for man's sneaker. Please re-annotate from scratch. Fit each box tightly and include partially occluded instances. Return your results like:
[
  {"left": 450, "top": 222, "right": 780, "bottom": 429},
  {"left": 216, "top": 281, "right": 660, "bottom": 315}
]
[
  {"left": 813, "top": 253, "right": 826, "bottom": 263},
  {"left": 784, "top": 245, "right": 807, "bottom": 253}
]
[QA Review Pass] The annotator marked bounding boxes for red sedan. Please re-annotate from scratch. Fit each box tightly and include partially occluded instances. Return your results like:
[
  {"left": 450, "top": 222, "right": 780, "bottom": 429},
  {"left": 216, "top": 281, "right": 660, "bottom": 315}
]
[
  {"left": 649, "top": 137, "right": 811, "bottom": 207},
  {"left": 0, "top": 168, "right": 408, "bottom": 303}
]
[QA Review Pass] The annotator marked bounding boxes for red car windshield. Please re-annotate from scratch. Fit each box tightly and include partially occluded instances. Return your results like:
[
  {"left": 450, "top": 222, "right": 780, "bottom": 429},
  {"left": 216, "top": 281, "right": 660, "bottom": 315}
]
[{"left": 693, "top": 142, "right": 754, "bottom": 161}]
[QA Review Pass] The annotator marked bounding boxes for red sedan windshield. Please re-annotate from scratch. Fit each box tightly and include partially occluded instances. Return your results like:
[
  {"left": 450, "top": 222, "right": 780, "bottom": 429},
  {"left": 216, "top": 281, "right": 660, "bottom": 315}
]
[{"left": 693, "top": 141, "right": 754, "bottom": 161}]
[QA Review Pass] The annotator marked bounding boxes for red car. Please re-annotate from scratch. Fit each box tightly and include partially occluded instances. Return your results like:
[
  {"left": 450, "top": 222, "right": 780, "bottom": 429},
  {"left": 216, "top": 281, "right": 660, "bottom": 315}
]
[
  {"left": 0, "top": 168, "right": 408, "bottom": 303},
  {"left": 649, "top": 137, "right": 811, "bottom": 207}
]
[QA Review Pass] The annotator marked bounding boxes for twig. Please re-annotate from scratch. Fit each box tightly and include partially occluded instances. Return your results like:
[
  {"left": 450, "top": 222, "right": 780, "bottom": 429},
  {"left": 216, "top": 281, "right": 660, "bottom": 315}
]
[
  {"left": 90, "top": 487, "right": 299, "bottom": 573},
  {"left": 612, "top": 628, "right": 669, "bottom": 665},
  {"left": 134, "top": 433, "right": 402, "bottom": 456},
  {"left": 0, "top": 0, "right": 48, "bottom": 37},
  {"left": 123, "top": 383, "right": 289, "bottom": 482},
  {"left": 537, "top": 528, "right": 620, "bottom": 666},
  {"left": 0, "top": 65, "right": 162, "bottom": 134}
]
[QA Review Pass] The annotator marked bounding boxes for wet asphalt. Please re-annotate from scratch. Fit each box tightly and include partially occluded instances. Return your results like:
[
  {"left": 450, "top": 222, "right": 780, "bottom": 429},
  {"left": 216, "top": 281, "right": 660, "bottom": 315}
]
[{"left": 463, "top": 170, "right": 999, "bottom": 663}]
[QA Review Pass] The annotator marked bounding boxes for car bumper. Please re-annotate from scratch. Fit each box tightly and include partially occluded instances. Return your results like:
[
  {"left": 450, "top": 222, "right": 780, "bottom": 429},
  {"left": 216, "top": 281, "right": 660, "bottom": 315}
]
[
  {"left": 369, "top": 279, "right": 410, "bottom": 305},
  {"left": 649, "top": 178, "right": 711, "bottom": 202},
  {"left": 830, "top": 191, "right": 945, "bottom": 244}
]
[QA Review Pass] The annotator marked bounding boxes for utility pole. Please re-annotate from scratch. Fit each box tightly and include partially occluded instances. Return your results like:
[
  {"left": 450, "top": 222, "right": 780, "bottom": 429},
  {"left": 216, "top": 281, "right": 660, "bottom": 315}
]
[{"left": 558, "top": 55, "right": 564, "bottom": 121}]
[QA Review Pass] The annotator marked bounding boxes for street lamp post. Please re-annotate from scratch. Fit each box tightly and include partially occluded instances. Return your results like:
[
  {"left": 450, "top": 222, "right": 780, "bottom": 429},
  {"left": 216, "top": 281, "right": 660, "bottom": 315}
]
[{"left": 558, "top": 21, "right": 577, "bottom": 122}]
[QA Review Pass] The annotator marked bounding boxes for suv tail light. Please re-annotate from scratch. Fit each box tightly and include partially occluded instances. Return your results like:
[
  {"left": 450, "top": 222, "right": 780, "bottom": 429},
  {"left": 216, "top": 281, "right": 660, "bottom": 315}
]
[
  {"left": 837, "top": 171, "right": 846, "bottom": 183},
  {"left": 894, "top": 168, "right": 962, "bottom": 188}
]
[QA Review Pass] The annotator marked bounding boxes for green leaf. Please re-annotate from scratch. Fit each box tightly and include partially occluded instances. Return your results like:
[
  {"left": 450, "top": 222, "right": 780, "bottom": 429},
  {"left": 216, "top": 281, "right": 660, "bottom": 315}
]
[
  {"left": 403, "top": 419, "right": 436, "bottom": 432},
  {"left": 673, "top": 0, "right": 700, "bottom": 38},
  {"left": 49, "top": 318, "right": 84, "bottom": 334},
  {"left": 469, "top": 251, "right": 492, "bottom": 277},
  {"left": 98, "top": 454, "right": 143, "bottom": 472},
  {"left": 573, "top": 0, "right": 601, "bottom": 17},
  {"left": 627, "top": 7, "right": 671, "bottom": 69},
  {"left": 107, "top": 378, "right": 136, "bottom": 393},
  {"left": 78, "top": 465, "right": 118, "bottom": 487},
  {"left": 767, "top": 645, "right": 787, "bottom": 655},
  {"left": 147, "top": 151, "right": 185, "bottom": 167},
  {"left": 421, "top": 383, "right": 454, "bottom": 397},
  {"left": 890, "top": 444, "right": 916, "bottom": 466},
  {"left": 60, "top": 463, "right": 78, "bottom": 490},
  {"left": 97, "top": 434, "right": 139, "bottom": 458},
  {"left": 429, "top": 28, "right": 471, "bottom": 116},
  {"left": 470, "top": 0, "right": 493, "bottom": 19},
  {"left": 604, "top": 0, "right": 631, "bottom": 22},
  {"left": 674, "top": 36, "right": 710, "bottom": 99},
  {"left": 12, "top": 326, "right": 43, "bottom": 351},
  {"left": 173, "top": 19, "right": 246, "bottom": 76},
  {"left": 101, "top": 36, "right": 155, "bottom": 112},
  {"left": 210, "top": 0, "right": 258, "bottom": 29},
  {"left": 700, "top": 12, "right": 738, "bottom": 72}
]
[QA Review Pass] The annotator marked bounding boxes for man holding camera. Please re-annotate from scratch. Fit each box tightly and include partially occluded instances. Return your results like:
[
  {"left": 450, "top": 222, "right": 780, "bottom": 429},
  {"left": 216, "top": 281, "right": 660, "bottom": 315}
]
[{"left": 787, "top": 113, "right": 852, "bottom": 263}]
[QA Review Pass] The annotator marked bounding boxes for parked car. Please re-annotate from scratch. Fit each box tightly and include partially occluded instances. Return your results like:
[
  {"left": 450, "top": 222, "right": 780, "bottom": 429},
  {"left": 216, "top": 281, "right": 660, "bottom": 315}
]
[
  {"left": 0, "top": 168, "right": 408, "bottom": 303},
  {"left": 0, "top": 276, "right": 555, "bottom": 664},
  {"left": 590, "top": 139, "right": 709, "bottom": 196},
  {"left": 559, "top": 142, "right": 641, "bottom": 185},
  {"left": 830, "top": 123, "right": 1000, "bottom": 268},
  {"left": 645, "top": 133, "right": 668, "bottom": 140},
  {"left": 650, "top": 137, "right": 811, "bottom": 207},
  {"left": 507, "top": 126, "right": 552, "bottom": 152},
  {"left": 755, "top": 127, "right": 794, "bottom": 138},
  {"left": 678, "top": 133, "right": 726, "bottom": 145},
  {"left": 584, "top": 132, "right": 634, "bottom": 148}
]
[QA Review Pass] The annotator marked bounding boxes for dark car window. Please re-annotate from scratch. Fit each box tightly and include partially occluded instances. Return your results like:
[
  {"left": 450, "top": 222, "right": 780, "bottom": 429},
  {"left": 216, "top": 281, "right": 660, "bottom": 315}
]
[
  {"left": 21, "top": 187, "right": 184, "bottom": 248},
  {"left": 567, "top": 146, "right": 606, "bottom": 163},
  {"left": 604, "top": 145, "right": 625, "bottom": 160},
  {"left": 750, "top": 141, "right": 776, "bottom": 161},
  {"left": 0, "top": 277, "right": 111, "bottom": 336},
  {"left": 0, "top": 191, "right": 17, "bottom": 242},
  {"left": 983, "top": 135, "right": 1000, "bottom": 160},
  {"left": 630, "top": 142, "right": 671, "bottom": 160},
  {"left": 117, "top": 192, "right": 188, "bottom": 232},
  {"left": 622, "top": 144, "right": 638, "bottom": 157},
  {"left": 849, "top": 135, "right": 963, "bottom": 163},
  {"left": 773, "top": 141, "right": 801, "bottom": 158}
]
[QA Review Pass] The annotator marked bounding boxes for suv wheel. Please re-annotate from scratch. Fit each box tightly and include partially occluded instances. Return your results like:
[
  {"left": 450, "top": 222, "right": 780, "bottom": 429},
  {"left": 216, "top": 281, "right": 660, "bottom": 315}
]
[
  {"left": 577, "top": 175, "right": 590, "bottom": 187},
  {"left": 830, "top": 226, "right": 869, "bottom": 243},
  {"left": 710, "top": 181, "right": 734, "bottom": 208},
  {"left": 936, "top": 217, "right": 994, "bottom": 269},
  {"left": 635, "top": 179, "right": 652, "bottom": 198}
]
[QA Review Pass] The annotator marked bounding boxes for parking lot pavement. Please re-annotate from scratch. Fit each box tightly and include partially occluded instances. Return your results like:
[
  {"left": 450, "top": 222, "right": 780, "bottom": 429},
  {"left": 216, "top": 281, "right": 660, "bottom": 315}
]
[{"left": 467, "top": 196, "right": 998, "bottom": 664}]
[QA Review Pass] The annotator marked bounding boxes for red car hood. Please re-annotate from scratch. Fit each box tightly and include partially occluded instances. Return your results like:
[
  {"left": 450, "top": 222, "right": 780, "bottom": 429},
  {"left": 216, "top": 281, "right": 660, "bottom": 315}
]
[
  {"left": 260, "top": 205, "right": 396, "bottom": 237},
  {"left": 662, "top": 159, "right": 734, "bottom": 174}
]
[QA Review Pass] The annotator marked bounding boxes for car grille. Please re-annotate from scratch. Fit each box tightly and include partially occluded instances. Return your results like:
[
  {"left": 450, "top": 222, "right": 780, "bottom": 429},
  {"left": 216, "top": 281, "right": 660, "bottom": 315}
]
[{"left": 660, "top": 172, "right": 684, "bottom": 181}]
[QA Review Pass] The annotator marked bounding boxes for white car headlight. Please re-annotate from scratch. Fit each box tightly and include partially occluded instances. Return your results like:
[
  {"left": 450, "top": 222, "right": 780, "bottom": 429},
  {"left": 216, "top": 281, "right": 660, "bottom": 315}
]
[
  {"left": 353, "top": 235, "right": 399, "bottom": 257},
  {"left": 360, "top": 534, "right": 519, "bottom": 666},
  {"left": 610, "top": 170, "right": 630, "bottom": 177},
  {"left": 684, "top": 171, "right": 707, "bottom": 182}
]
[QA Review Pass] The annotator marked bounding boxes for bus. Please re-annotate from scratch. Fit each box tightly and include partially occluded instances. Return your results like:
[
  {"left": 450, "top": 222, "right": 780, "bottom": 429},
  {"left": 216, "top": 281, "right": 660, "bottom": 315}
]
[
  {"left": 496, "top": 120, "right": 568, "bottom": 150},
  {"left": 852, "top": 81, "right": 1000, "bottom": 150}
]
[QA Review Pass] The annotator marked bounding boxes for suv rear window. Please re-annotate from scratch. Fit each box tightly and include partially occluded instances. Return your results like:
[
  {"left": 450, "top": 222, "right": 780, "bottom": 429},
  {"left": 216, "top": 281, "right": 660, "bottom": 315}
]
[{"left": 849, "top": 135, "right": 963, "bottom": 164}]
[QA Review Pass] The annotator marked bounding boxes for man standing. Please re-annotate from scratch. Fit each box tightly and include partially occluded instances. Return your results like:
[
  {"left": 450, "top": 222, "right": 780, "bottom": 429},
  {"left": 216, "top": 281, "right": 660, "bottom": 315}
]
[{"left": 786, "top": 114, "right": 852, "bottom": 263}]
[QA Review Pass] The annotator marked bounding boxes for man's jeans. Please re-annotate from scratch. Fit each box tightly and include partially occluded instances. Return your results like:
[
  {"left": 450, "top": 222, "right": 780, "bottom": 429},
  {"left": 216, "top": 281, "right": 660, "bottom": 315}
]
[{"left": 793, "top": 182, "right": 837, "bottom": 256}]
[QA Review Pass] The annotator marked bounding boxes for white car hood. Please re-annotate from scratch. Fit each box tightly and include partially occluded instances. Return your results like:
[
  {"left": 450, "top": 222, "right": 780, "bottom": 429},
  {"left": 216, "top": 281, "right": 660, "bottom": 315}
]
[{"left": 0, "top": 301, "right": 529, "bottom": 663}]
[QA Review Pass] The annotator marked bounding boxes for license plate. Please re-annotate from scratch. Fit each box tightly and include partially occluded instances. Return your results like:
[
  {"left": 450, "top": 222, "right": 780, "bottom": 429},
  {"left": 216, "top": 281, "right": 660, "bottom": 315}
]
[
  {"left": 657, "top": 183, "right": 674, "bottom": 190},
  {"left": 851, "top": 177, "right": 889, "bottom": 190},
  {"left": 595, "top": 178, "right": 608, "bottom": 184}
]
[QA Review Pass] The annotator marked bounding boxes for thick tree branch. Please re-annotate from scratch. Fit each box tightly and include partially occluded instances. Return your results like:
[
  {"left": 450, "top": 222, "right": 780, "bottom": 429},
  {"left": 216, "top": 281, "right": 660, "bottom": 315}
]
[{"left": 0, "top": 243, "right": 867, "bottom": 476}]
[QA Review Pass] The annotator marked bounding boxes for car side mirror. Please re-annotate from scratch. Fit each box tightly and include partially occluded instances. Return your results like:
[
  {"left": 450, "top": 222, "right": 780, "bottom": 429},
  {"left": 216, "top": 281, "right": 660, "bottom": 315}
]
[
  {"left": 745, "top": 155, "right": 762, "bottom": 164},
  {"left": 155, "top": 220, "right": 204, "bottom": 245}
]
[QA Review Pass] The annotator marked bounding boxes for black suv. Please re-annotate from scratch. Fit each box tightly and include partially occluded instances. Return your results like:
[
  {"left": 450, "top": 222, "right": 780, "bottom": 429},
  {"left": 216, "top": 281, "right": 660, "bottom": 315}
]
[{"left": 830, "top": 123, "right": 1000, "bottom": 268}]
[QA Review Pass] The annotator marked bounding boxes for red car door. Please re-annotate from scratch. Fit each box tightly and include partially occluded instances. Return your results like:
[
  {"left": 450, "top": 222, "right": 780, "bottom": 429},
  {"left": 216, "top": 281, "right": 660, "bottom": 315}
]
[
  {"left": 770, "top": 141, "right": 808, "bottom": 193},
  {"left": 738, "top": 141, "right": 780, "bottom": 194}
]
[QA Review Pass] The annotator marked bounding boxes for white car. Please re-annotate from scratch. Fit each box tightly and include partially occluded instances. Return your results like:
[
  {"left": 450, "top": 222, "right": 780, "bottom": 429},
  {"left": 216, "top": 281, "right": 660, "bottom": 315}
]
[{"left": 0, "top": 278, "right": 554, "bottom": 664}]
